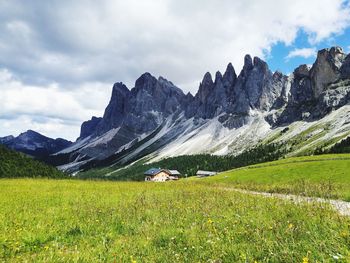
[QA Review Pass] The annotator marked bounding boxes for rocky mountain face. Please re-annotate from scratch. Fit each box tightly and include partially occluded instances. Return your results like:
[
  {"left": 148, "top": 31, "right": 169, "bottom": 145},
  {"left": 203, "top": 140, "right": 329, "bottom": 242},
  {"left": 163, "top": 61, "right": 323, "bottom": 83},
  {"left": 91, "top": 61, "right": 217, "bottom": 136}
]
[
  {"left": 79, "top": 74, "right": 187, "bottom": 139},
  {"left": 65, "top": 73, "right": 188, "bottom": 161},
  {"left": 0, "top": 130, "right": 72, "bottom": 159},
  {"left": 54, "top": 46, "right": 350, "bottom": 172},
  {"left": 276, "top": 47, "right": 350, "bottom": 124}
]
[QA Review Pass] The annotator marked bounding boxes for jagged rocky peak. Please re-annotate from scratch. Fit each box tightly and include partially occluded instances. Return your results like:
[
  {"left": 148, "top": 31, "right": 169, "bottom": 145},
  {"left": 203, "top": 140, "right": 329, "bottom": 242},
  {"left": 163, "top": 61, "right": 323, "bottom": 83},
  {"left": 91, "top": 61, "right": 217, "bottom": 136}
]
[
  {"left": 112, "top": 82, "right": 130, "bottom": 97},
  {"left": 236, "top": 53, "right": 282, "bottom": 112},
  {"left": 223, "top": 62, "right": 237, "bottom": 86},
  {"left": 79, "top": 116, "right": 102, "bottom": 140},
  {"left": 253, "top": 56, "right": 269, "bottom": 71},
  {"left": 79, "top": 72, "right": 189, "bottom": 139},
  {"left": 242, "top": 54, "right": 254, "bottom": 74},
  {"left": 202, "top": 72, "right": 214, "bottom": 84},
  {"left": 327, "top": 46, "right": 346, "bottom": 68},
  {"left": 294, "top": 64, "right": 310, "bottom": 78},
  {"left": 131, "top": 73, "right": 186, "bottom": 114},
  {"left": 215, "top": 71, "right": 223, "bottom": 82},
  {"left": 95, "top": 82, "right": 130, "bottom": 135},
  {"left": 310, "top": 46, "right": 346, "bottom": 97},
  {"left": 134, "top": 72, "right": 158, "bottom": 92},
  {"left": 197, "top": 72, "right": 214, "bottom": 103}
]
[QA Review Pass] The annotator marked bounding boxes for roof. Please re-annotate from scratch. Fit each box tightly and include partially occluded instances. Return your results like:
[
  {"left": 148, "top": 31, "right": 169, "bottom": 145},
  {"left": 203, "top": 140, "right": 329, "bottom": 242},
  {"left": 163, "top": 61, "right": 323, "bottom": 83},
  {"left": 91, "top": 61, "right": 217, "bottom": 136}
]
[
  {"left": 196, "top": 170, "right": 217, "bottom": 176},
  {"left": 168, "top": 170, "right": 181, "bottom": 175},
  {"left": 144, "top": 168, "right": 173, "bottom": 176},
  {"left": 144, "top": 168, "right": 182, "bottom": 177},
  {"left": 144, "top": 168, "right": 162, "bottom": 176}
]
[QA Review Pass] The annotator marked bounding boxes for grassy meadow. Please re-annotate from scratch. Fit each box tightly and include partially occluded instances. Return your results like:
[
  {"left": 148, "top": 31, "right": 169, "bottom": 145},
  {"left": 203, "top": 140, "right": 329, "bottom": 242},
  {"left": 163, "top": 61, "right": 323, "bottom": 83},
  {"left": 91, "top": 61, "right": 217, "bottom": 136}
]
[
  {"left": 200, "top": 154, "right": 350, "bottom": 201},
  {"left": 1, "top": 178, "right": 350, "bottom": 262}
]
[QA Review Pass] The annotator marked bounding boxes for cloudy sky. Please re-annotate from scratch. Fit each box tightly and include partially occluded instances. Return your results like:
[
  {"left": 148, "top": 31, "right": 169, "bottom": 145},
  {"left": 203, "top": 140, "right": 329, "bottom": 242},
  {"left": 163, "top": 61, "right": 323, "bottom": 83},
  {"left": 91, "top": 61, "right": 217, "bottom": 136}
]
[{"left": 1, "top": 0, "right": 350, "bottom": 141}]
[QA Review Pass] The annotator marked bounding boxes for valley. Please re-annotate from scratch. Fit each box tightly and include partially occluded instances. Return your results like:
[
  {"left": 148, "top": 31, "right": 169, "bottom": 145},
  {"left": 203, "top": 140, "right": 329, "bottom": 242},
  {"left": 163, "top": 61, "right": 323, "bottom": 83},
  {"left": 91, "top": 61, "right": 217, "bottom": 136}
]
[{"left": 2, "top": 2, "right": 350, "bottom": 262}]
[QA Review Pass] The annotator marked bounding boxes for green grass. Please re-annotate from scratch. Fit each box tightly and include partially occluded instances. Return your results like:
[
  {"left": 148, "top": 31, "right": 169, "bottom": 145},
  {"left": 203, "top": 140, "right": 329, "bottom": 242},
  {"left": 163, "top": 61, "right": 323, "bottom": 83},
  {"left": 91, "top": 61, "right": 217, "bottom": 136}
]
[
  {"left": 200, "top": 154, "right": 350, "bottom": 201},
  {"left": 1, "top": 178, "right": 350, "bottom": 262}
]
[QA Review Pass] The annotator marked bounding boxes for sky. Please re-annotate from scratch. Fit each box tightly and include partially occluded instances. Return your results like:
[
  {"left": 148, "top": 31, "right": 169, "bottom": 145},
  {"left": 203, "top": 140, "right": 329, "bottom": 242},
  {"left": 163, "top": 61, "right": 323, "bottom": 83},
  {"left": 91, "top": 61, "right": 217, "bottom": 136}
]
[{"left": 0, "top": 0, "right": 350, "bottom": 141}]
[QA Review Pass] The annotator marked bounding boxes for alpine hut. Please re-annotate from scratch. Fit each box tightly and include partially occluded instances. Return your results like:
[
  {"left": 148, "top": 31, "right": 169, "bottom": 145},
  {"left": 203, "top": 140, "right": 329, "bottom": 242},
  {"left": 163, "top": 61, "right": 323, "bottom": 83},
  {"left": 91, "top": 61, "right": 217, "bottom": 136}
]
[{"left": 144, "top": 168, "right": 180, "bottom": 182}]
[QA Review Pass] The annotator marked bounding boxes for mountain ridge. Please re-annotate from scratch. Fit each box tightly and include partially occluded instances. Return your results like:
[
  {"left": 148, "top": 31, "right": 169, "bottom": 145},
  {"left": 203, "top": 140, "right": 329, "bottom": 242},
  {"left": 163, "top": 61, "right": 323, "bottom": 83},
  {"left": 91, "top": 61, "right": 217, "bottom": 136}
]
[
  {"left": 35, "top": 46, "right": 350, "bottom": 172},
  {"left": 0, "top": 130, "right": 72, "bottom": 159}
]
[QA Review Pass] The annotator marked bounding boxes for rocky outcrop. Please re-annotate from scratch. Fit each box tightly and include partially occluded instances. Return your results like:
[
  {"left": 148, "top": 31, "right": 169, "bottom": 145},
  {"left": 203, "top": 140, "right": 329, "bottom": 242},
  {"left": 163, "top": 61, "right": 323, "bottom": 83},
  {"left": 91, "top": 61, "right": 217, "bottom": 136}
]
[
  {"left": 79, "top": 73, "right": 187, "bottom": 139},
  {"left": 341, "top": 54, "right": 350, "bottom": 79},
  {"left": 124, "top": 74, "right": 186, "bottom": 134},
  {"left": 186, "top": 63, "right": 237, "bottom": 119},
  {"left": 310, "top": 47, "right": 346, "bottom": 98},
  {"left": 274, "top": 47, "right": 350, "bottom": 125},
  {"left": 95, "top": 82, "right": 130, "bottom": 135},
  {"left": 79, "top": 116, "right": 102, "bottom": 140}
]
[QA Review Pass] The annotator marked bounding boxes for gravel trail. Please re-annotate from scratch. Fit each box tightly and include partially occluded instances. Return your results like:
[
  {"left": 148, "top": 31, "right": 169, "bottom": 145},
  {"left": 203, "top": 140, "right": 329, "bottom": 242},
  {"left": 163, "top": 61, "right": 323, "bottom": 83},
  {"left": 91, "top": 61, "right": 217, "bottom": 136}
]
[{"left": 222, "top": 187, "right": 350, "bottom": 217}]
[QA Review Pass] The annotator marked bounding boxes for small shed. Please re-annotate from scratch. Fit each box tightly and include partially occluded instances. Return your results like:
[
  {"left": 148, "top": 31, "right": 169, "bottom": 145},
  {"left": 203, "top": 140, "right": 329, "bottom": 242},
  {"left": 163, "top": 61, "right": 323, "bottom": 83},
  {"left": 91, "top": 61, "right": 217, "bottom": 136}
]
[
  {"left": 144, "top": 168, "right": 179, "bottom": 182},
  {"left": 168, "top": 170, "right": 181, "bottom": 176},
  {"left": 196, "top": 170, "right": 218, "bottom": 178}
]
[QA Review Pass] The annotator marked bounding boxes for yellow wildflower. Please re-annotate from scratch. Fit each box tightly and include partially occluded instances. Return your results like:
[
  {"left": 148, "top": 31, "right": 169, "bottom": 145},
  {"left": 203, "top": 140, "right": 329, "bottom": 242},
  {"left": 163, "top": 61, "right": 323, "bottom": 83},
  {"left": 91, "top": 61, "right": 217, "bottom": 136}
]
[
  {"left": 340, "top": 231, "right": 348, "bottom": 237},
  {"left": 302, "top": 256, "right": 309, "bottom": 263}
]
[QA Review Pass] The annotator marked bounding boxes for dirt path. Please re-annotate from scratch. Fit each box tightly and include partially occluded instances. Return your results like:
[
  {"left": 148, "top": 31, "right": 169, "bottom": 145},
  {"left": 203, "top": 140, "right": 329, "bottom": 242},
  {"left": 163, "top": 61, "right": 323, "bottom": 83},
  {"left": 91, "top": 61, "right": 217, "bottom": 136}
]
[{"left": 221, "top": 187, "right": 350, "bottom": 217}]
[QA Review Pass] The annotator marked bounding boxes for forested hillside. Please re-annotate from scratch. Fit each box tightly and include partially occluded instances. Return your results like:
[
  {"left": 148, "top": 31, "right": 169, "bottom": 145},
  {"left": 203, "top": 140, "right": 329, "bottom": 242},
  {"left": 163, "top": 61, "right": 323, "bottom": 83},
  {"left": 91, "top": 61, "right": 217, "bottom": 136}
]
[
  {"left": 79, "top": 143, "right": 287, "bottom": 180},
  {"left": 328, "top": 136, "right": 350, "bottom": 153},
  {"left": 0, "top": 145, "right": 66, "bottom": 178}
]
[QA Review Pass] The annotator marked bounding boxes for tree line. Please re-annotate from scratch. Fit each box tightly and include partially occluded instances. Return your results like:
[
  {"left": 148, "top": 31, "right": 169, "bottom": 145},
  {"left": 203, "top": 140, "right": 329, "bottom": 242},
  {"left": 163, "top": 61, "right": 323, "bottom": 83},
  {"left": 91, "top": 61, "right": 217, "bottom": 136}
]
[{"left": 0, "top": 145, "right": 66, "bottom": 178}]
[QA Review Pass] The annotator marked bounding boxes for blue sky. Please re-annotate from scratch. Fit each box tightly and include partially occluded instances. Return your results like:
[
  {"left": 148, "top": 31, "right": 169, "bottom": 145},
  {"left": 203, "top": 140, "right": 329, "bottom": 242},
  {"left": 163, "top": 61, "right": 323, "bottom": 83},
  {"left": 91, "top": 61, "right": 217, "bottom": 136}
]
[
  {"left": 0, "top": 0, "right": 349, "bottom": 140},
  {"left": 267, "top": 28, "right": 350, "bottom": 74}
]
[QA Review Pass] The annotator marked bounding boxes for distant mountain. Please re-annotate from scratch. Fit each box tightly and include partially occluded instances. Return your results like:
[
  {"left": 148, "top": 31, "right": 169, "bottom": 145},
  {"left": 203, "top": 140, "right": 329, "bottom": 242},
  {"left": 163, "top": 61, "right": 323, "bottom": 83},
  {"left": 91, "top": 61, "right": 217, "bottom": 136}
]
[
  {"left": 0, "top": 135, "right": 15, "bottom": 144},
  {"left": 53, "top": 46, "right": 350, "bottom": 173},
  {"left": 0, "top": 130, "right": 72, "bottom": 159}
]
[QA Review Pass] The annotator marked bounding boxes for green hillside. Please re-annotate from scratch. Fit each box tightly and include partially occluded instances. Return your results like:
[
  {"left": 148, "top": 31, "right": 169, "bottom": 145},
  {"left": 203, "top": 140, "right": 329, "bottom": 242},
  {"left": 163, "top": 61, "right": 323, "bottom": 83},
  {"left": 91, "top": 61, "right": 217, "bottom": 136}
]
[
  {"left": 0, "top": 145, "right": 66, "bottom": 179},
  {"left": 199, "top": 154, "right": 350, "bottom": 200}
]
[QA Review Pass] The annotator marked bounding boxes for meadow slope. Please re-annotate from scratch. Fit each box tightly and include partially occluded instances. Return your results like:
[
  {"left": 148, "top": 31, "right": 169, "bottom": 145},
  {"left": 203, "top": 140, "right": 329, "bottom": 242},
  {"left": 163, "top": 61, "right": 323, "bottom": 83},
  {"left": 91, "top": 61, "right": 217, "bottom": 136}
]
[
  {"left": 1, "top": 178, "right": 350, "bottom": 262},
  {"left": 199, "top": 154, "right": 350, "bottom": 201}
]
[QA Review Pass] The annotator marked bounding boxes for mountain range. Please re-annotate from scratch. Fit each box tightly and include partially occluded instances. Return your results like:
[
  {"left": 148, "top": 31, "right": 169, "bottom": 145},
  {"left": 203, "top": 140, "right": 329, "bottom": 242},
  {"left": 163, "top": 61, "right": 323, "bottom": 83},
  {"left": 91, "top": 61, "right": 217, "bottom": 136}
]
[{"left": 1, "top": 46, "right": 350, "bottom": 173}]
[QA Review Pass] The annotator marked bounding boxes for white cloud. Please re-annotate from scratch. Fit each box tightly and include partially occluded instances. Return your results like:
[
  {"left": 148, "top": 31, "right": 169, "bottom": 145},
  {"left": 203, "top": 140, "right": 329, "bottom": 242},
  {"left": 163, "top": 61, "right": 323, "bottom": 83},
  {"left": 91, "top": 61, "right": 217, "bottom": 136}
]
[
  {"left": 0, "top": 115, "right": 79, "bottom": 142},
  {"left": 285, "top": 47, "right": 317, "bottom": 60},
  {"left": 0, "top": 0, "right": 349, "bottom": 140},
  {"left": 0, "top": 69, "right": 111, "bottom": 140}
]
